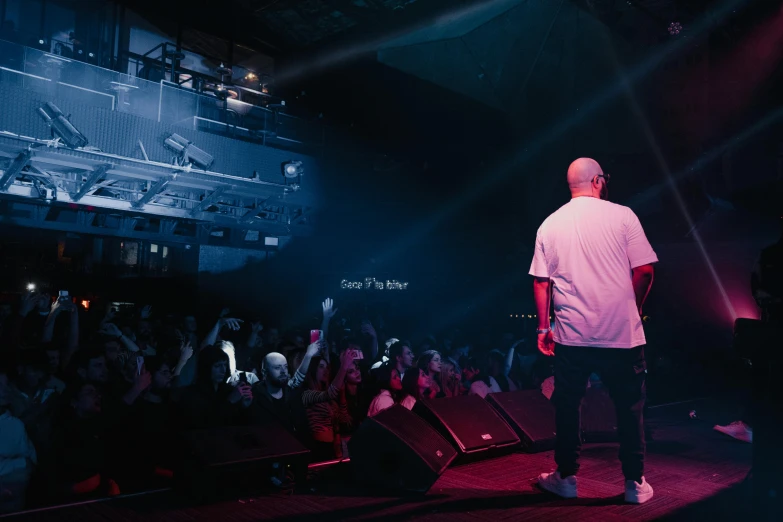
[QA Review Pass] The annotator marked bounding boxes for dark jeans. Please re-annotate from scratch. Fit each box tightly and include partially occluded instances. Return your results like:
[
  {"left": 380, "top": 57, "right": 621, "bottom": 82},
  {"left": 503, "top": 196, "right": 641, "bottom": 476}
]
[{"left": 553, "top": 344, "right": 647, "bottom": 482}]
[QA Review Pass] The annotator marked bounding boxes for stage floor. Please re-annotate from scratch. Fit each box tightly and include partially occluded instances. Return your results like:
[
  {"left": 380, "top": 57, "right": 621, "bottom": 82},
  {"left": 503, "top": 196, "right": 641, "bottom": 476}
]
[{"left": 5, "top": 399, "right": 752, "bottom": 521}]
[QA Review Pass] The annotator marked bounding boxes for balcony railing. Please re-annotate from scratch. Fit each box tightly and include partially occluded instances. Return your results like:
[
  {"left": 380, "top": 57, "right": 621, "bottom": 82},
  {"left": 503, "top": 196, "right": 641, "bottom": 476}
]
[{"left": 0, "top": 39, "right": 322, "bottom": 153}]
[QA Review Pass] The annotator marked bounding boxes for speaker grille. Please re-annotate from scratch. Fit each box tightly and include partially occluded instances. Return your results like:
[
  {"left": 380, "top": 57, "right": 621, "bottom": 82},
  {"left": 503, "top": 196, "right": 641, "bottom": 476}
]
[
  {"left": 349, "top": 405, "right": 457, "bottom": 493},
  {"left": 414, "top": 396, "right": 519, "bottom": 453},
  {"left": 487, "top": 390, "right": 556, "bottom": 452},
  {"left": 372, "top": 405, "right": 457, "bottom": 473}
]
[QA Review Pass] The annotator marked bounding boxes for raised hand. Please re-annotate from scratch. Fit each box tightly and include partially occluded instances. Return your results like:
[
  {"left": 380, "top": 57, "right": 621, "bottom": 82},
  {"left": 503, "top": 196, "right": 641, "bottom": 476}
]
[
  {"left": 251, "top": 321, "right": 264, "bottom": 334},
  {"left": 99, "top": 323, "right": 122, "bottom": 337},
  {"left": 361, "top": 321, "right": 377, "bottom": 339},
  {"left": 306, "top": 341, "right": 322, "bottom": 358},
  {"left": 340, "top": 347, "right": 359, "bottom": 367},
  {"left": 179, "top": 340, "right": 194, "bottom": 362},
  {"left": 322, "top": 298, "right": 338, "bottom": 321},
  {"left": 220, "top": 317, "right": 244, "bottom": 331},
  {"left": 133, "top": 366, "right": 152, "bottom": 392},
  {"left": 20, "top": 292, "right": 39, "bottom": 317}
]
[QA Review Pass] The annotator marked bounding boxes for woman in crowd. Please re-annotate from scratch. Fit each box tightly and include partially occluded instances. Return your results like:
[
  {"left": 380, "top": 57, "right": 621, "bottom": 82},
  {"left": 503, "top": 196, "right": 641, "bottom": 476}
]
[
  {"left": 367, "top": 363, "right": 403, "bottom": 416},
  {"left": 440, "top": 356, "right": 462, "bottom": 398},
  {"left": 417, "top": 350, "right": 443, "bottom": 398},
  {"left": 488, "top": 349, "right": 518, "bottom": 393},
  {"left": 463, "top": 356, "right": 502, "bottom": 398},
  {"left": 303, "top": 356, "right": 350, "bottom": 461},
  {"left": 399, "top": 367, "right": 431, "bottom": 410}
]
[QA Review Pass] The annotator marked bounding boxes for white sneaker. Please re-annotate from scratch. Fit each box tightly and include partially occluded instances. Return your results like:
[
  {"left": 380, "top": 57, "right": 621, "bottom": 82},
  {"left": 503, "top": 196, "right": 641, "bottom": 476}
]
[
  {"left": 537, "top": 471, "right": 578, "bottom": 499},
  {"left": 714, "top": 421, "right": 753, "bottom": 443},
  {"left": 625, "top": 477, "right": 654, "bottom": 504}
]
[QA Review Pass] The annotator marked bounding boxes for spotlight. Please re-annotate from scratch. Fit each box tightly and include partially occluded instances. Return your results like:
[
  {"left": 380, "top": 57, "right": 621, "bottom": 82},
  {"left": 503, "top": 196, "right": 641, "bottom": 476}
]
[
  {"left": 282, "top": 160, "right": 304, "bottom": 179},
  {"left": 27, "top": 283, "right": 36, "bottom": 291},
  {"left": 668, "top": 22, "right": 682, "bottom": 36},
  {"left": 163, "top": 133, "right": 215, "bottom": 169},
  {"left": 38, "top": 39, "right": 45, "bottom": 45},
  {"left": 88, "top": 52, "right": 94, "bottom": 58},
  {"left": 37, "top": 102, "right": 89, "bottom": 148}
]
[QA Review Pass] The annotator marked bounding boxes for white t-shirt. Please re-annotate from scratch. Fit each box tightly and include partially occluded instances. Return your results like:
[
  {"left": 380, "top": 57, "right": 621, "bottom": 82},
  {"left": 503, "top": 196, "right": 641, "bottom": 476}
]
[
  {"left": 469, "top": 376, "right": 502, "bottom": 398},
  {"left": 400, "top": 395, "right": 417, "bottom": 410},
  {"left": 529, "top": 197, "right": 658, "bottom": 348},
  {"left": 367, "top": 389, "right": 396, "bottom": 417}
]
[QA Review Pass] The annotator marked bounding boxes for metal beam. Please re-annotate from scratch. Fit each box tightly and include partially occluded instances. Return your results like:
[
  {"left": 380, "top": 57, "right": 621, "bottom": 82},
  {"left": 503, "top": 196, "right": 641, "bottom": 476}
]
[
  {"left": 160, "top": 219, "right": 177, "bottom": 236},
  {"left": 71, "top": 164, "right": 111, "bottom": 202},
  {"left": 190, "top": 186, "right": 228, "bottom": 216},
  {"left": 131, "top": 176, "right": 172, "bottom": 209},
  {"left": 0, "top": 150, "right": 32, "bottom": 191},
  {"left": 77, "top": 211, "right": 96, "bottom": 226}
]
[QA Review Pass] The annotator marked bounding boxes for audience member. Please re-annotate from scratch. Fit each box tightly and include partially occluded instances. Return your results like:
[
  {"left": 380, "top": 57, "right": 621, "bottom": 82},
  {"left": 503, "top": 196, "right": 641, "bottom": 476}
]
[
  {"left": 367, "top": 363, "right": 403, "bottom": 416},
  {"left": 174, "top": 345, "right": 252, "bottom": 430},
  {"left": 51, "top": 380, "right": 119, "bottom": 500},
  {"left": 388, "top": 340, "right": 414, "bottom": 381},
  {"left": 417, "top": 350, "right": 443, "bottom": 398},
  {"left": 400, "top": 367, "right": 431, "bottom": 410},
  {"left": 0, "top": 367, "right": 37, "bottom": 513},
  {"left": 302, "top": 351, "right": 354, "bottom": 461},
  {"left": 440, "top": 356, "right": 462, "bottom": 398},
  {"left": 463, "top": 357, "right": 502, "bottom": 398}
]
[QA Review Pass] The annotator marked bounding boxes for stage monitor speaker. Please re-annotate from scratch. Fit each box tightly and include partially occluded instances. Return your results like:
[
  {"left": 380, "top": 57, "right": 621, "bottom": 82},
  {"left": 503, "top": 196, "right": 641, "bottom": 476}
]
[
  {"left": 581, "top": 386, "right": 618, "bottom": 442},
  {"left": 486, "top": 390, "right": 557, "bottom": 453},
  {"left": 348, "top": 404, "right": 457, "bottom": 493},
  {"left": 412, "top": 395, "right": 520, "bottom": 455},
  {"left": 176, "top": 422, "right": 310, "bottom": 501}
]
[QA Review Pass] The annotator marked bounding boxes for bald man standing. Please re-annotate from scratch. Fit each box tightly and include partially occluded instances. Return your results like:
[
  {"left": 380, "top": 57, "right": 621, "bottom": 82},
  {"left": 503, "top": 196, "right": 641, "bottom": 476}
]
[{"left": 530, "top": 158, "right": 657, "bottom": 504}]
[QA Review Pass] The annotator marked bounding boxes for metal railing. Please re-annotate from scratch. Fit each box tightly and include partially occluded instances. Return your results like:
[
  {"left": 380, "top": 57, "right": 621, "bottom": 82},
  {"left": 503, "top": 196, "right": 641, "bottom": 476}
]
[{"left": 0, "top": 39, "right": 322, "bottom": 152}]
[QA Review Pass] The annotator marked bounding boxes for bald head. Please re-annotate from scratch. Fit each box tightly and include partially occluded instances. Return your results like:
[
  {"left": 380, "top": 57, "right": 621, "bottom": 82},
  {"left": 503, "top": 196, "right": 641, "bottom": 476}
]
[
  {"left": 567, "top": 158, "right": 607, "bottom": 199},
  {"left": 262, "top": 352, "right": 289, "bottom": 388}
]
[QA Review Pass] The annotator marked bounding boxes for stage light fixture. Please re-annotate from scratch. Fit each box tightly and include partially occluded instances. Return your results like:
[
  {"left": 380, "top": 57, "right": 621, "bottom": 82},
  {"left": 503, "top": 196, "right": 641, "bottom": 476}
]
[
  {"left": 37, "top": 102, "right": 89, "bottom": 148},
  {"left": 162, "top": 133, "right": 215, "bottom": 169},
  {"left": 668, "top": 22, "right": 682, "bottom": 35},
  {"left": 283, "top": 160, "right": 304, "bottom": 179}
]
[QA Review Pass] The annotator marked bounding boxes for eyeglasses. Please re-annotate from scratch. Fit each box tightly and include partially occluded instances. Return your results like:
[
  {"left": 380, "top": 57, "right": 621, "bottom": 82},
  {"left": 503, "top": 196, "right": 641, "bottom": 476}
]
[{"left": 596, "top": 173, "right": 610, "bottom": 183}]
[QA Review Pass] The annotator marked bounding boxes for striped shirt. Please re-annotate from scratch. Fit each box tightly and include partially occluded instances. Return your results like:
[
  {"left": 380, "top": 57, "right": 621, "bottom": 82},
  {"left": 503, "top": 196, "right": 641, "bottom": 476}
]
[{"left": 303, "top": 384, "right": 350, "bottom": 443}]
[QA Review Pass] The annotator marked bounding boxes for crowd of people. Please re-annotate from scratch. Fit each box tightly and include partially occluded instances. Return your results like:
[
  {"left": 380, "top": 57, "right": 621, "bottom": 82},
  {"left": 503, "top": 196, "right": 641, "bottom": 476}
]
[{"left": 0, "top": 293, "right": 552, "bottom": 513}]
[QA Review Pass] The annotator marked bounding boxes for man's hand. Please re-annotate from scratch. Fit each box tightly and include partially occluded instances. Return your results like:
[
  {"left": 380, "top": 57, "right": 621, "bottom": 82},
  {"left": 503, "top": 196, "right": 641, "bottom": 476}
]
[
  {"left": 322, "top": 298, "right": 338, "bottom": 321},
  {"left": 179, "top": 340, "right": 194, "bottom": 362},
  {"left": 133, "top": 367, "right": 152, "bottom": 392},
  {"left": 220, "top": 318, "right": 244, "bottom": 331},
  {"left": 537, "top": 330, "right": 555, "bottom": 357},
  {"left": 361, "top": 321, "right": 377, "bottom": 339},
  {"left": 306, "top": 341, "right": 322, "bottom": 358}
]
